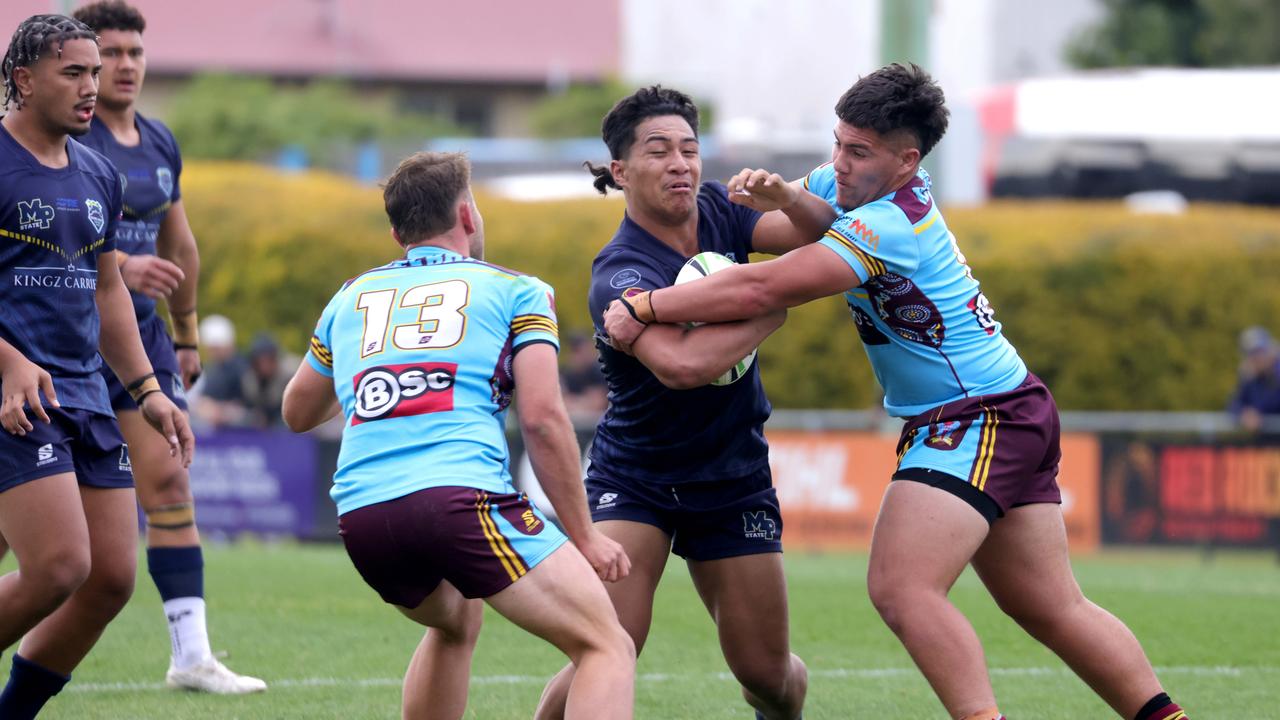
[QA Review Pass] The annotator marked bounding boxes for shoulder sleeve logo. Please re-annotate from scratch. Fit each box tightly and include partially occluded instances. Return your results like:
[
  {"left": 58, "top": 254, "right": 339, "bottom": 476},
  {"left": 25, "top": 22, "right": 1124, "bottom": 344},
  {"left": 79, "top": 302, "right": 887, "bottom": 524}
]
[{"left": 609, "top": 267, "right": 642, "bottom": 289}]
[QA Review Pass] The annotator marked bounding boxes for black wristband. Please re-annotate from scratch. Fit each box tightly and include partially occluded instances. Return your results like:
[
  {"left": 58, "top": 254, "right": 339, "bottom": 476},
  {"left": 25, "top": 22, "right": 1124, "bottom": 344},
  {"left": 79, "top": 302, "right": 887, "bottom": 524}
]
[
  {"left": 173, "top": 343, "right": 198, "bottom": 351},
  {"left": 125, "top": 372, "right": 157, "bottom": 394}
]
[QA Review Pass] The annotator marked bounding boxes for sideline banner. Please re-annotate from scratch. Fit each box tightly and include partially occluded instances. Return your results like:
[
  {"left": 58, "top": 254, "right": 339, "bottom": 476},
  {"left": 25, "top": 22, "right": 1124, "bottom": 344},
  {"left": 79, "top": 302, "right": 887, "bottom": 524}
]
[
  {"left": 1102, "top": 439, "right": 1280, "bottom": 546},
  {"left": 767, "top": 430, "right": 1101, "bottom": 551},
  {"left": 185, "top": 428, "right": 318, "bottom": 537}
]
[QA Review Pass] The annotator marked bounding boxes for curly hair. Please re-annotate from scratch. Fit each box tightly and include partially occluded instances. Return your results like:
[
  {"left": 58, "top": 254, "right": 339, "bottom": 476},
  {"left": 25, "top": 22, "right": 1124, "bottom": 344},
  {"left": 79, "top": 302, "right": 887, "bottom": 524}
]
[
  {"left": 73, "top": 1, "right": 147, "bottom": 34},
  {"left": 585, "top": 85, "right": 700, "bottom": 195},
  {"left": 835, "top": 63, "right": 950, "bottom": 158},
  {"left": 2, "top": 14, "right": 98, "bottom": 109}
]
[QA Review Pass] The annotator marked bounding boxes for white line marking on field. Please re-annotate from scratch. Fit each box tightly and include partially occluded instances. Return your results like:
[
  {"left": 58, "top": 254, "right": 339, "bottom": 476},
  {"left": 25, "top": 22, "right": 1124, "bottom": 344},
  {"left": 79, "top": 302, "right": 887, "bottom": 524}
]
[{"left": 66, "top": 665, "right": 1278, "bottom": 694}]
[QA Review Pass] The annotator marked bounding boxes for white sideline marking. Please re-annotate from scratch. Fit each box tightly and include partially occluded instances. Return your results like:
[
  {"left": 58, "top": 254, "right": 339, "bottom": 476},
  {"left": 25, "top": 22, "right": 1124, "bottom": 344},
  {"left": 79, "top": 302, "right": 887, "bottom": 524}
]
[{"left": 66, "top": 665, "right": 1277, "bottom": 694}]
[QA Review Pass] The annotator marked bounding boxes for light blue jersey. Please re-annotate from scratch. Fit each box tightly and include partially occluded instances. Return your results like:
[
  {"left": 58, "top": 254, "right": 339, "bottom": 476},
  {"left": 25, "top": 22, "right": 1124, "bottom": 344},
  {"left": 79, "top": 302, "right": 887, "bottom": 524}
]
[
  {"left": 306, "top": 245, "right": 560, "bottom": 515},
  {"left": 806, "top": 164, "right": 1027, "bottom": 418}
]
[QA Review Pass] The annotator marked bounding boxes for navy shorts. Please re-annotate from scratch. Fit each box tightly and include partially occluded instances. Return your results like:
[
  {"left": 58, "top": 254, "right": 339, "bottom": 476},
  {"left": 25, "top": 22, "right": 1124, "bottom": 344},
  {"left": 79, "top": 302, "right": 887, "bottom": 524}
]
[
  {"left": 339, "top": 486, "right": 568, "bottom": 607},
  {"left": 585, "top": 466, "right": 783, "bottom": 561},
  {"left": 893, "top": 373, "right": 1062, "bottom": 524},
  {"left": 0, "top": 407, "right": 133, "bottom": 492},
  {"left": 101, "top": 313, "right": 189, "bottom": 412}
]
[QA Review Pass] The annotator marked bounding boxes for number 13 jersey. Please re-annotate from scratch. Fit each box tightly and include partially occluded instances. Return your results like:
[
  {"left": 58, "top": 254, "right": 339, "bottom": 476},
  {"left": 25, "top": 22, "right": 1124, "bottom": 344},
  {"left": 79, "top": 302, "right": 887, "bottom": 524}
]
[
  {"left": 306, "top": 245, "right": 560, "bottom": 515},
  {"left": 805, "top": 164, "right": 1027, "bottom": 418}
]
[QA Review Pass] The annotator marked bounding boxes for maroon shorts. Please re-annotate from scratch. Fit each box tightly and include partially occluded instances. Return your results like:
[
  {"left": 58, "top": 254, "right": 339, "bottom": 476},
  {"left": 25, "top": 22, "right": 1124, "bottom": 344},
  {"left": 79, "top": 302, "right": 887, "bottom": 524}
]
[
  {"left": 338, "top": 486, "right": 567, "bottom": 607},
  {"left": 893, "top": 373, "right": 1062, "bottom": 524}
]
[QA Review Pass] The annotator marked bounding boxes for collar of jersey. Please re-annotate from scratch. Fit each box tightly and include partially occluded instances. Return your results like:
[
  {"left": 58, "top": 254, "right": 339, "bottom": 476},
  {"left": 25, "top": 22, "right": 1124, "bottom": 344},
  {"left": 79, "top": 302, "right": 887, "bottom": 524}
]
[{"left": 404, "top": 245, "right": 463, "bottom": 265}]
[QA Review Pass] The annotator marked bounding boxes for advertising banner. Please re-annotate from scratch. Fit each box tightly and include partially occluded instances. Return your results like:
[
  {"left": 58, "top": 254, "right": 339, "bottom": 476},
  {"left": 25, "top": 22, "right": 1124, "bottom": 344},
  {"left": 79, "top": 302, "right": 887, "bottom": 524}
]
[{"left": 186, "top": 429, "right": 318, "bottom": 537}]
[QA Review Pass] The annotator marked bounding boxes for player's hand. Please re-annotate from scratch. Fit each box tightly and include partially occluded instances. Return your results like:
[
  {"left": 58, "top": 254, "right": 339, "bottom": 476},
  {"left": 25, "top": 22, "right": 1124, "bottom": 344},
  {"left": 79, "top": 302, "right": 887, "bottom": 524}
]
[
  {"left": 0, "top": 356, "right": 58, "bottom": 435},
  {"left": 726, "top": 168, "right": 798, "bottom": 212},
  {"left": 603, "top": 300, "right": 645, "bottom": 355},
  {"left": 140, "top": 392, "right": 195, "bottom": 467},
  {"left": 577, "top": 528, "right": 631, "bottom": 583},
  {"left": 121, "top": 254, "right": 185, "bottom": 299},
  {"left": 176, "top": 348, "right": 203, "bottom": 390}
]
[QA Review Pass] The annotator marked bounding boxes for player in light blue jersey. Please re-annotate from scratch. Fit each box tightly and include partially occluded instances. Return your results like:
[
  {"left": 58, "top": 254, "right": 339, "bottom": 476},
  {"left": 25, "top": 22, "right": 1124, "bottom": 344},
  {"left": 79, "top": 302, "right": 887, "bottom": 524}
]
[
  {"left": 282, "top": 152, "right": 635, "bottom": 720},
  {"left": 605, "top": 65, "right": 1190, "bottom": 720}
]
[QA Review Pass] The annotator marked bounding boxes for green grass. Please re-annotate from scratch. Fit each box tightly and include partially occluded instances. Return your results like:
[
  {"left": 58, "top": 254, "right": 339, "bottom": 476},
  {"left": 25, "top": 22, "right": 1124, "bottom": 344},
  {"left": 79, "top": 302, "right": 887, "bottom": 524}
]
[{"left": 4, "top": 543, "right": 1277, "bottom": 719}]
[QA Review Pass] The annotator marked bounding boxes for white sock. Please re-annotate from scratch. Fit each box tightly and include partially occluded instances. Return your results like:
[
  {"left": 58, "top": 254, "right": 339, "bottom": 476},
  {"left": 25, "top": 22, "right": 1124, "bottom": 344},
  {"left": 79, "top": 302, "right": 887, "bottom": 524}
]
[{"left": 164, "top": 597, "right": 213, "bottom": 670}]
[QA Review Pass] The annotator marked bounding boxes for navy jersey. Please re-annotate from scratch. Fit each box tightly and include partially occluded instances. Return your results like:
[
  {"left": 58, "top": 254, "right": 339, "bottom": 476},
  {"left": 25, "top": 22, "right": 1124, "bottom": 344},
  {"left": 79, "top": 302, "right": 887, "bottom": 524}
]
[
  {"left": 79, "top": 114, "right": 182, "bottom": 322},
  {"left": 589, "top": 182, "right": 770, "bottom": 484},
  {"left": 0, "top": 124, "right": 122, "bottom": 415}
]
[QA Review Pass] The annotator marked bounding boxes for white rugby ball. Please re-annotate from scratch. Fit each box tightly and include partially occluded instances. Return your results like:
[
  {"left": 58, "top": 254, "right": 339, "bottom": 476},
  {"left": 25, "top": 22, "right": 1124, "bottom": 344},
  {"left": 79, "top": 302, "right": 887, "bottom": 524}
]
[{"left": 674, "top": 251, "right": 757, "bottom": 386}]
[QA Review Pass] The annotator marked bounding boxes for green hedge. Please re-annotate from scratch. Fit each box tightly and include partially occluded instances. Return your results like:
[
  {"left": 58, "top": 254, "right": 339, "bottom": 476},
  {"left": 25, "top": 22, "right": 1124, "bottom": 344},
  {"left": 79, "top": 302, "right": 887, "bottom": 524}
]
[{"left": 184, "top": 163, "right": 1280, "bottom": 411}]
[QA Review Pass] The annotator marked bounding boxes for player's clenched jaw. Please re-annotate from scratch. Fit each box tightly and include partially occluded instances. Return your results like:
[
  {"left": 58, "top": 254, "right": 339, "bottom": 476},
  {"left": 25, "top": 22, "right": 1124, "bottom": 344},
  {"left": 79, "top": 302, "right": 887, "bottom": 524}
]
[
  {"left": 19, "top": 38, "right": 101, "bottom": 137},
  {"left": 830, "top": 119, "right": 918, "bottom": 210},
  {"left": 614, "top": 114, "right": 701, "bottom": 227},
  {"left": 95, "top": 29, "right": 144, "bottom": 112}
]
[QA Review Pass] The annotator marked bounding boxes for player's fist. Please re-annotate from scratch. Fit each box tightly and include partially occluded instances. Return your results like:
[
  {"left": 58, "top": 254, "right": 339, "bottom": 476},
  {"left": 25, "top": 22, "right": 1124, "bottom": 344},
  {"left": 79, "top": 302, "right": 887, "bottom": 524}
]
[
  {"left": 0, "top": 355, "right": 58, "bottom": 435},
  {"left": 121, "top": 254, "right": 185, "bottom": 299},
  {"left": 577, "top": 528, "right": 631, "bottom": 583},
  {"left": 726, "top": 167, "right": 797, "bottom": 212},
  {"left": 603, "top": 299, "right": 645, "bottom": 355},
  {"left": 140, "top": 392, "right": 195, "bottom": 467}
]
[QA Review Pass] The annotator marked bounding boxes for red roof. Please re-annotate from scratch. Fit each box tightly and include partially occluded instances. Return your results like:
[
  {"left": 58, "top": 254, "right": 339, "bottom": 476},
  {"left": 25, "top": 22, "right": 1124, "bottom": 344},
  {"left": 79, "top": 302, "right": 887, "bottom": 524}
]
[{"left": 3, "top": 1, "right": 618, "bottom": 83}]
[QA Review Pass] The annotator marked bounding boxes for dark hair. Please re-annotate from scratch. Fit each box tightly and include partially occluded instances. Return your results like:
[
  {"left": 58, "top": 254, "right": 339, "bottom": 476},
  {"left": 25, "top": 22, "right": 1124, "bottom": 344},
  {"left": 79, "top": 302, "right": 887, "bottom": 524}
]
[
  {"left": 383, "top": 152, "right": 472, "bottom": 246},
  {"left": 73, "top": 1, "right": 147, "bottom": 34},
  {"left": 835, "top": 63, "right": 950, "bottom": 158},
  {"left": 585, "top": 85, "right": 699, "bottom": 195},
  {"left": 2, "top": 14, "right": 97, "bottom": 109}
]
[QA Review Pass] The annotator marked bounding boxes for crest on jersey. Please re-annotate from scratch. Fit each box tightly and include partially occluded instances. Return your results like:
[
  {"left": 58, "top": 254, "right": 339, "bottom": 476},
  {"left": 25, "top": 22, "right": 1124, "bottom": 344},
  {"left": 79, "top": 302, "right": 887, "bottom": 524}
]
[
  {"left": 156, "top": 167, "right": 174, "bottom": 197},
  {"left": 85, "top": 199, "right": 105, "bottom": 233},
  {"left": 925, "top": 418, "right": 972, "bottom": 450}
]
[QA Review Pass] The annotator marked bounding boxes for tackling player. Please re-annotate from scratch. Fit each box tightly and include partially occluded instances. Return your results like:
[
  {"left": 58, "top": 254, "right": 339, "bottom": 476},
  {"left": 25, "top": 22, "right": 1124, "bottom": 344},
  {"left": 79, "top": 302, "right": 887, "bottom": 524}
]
[
  {"left": 282, "top": 151, "right": 635, "bottom": 720},
  {"left": 71, "top": 0, "right": 265, "bottom": 694},
  {"left": 604, "top": 64, "right": 1190, "bottom": 720},
  {"left": 536, "top": 86, "right": 834, "bottom": 720},
  {"left": 0, "top": 14, "right": 193, "bottom": 718}
]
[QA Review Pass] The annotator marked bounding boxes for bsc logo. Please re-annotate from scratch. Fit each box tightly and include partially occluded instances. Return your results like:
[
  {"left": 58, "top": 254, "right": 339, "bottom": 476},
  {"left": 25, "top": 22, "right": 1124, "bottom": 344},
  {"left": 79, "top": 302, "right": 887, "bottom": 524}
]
[{"left": 351, "top": 362, "right": 456, "bottom": 425}]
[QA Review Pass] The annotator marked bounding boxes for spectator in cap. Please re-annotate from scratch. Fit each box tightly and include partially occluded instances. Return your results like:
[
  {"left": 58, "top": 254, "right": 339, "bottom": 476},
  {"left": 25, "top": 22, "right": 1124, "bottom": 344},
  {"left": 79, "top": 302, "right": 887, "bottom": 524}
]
[
  {"left": 1229, "top": 326, "right": 1280, "bottom": 433},
  {"left": 239, "top": 332, "right": 300, "bottom": 429},
  {"left": 189, "top": 314, "right": 249, "bottom": 428}
]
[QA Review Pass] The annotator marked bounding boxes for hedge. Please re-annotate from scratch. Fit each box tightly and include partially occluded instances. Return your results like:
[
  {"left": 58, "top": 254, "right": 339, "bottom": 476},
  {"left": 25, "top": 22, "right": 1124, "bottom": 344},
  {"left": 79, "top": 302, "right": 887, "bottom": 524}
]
[{"left": 183, "top": 162, "right": 1280, "bottom": 411}]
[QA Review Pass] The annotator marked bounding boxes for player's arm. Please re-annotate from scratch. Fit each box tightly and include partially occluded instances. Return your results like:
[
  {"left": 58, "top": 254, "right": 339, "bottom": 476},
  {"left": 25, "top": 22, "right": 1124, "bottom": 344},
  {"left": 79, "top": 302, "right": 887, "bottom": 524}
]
[
  {"left": 605, "top": 243, "right": 857, "bottom": 350},
  {"left": 512, "top": 343, "right": 630, "bottom": 583},
  {"left": 725, "top": 169, "right": 836, "bottom": 255},
  {"left": 0, "top": 338, "right": 58, "bottom": 435},
  {"left": 282, "top": 362, "right": 340, "bottom": 433},
  {"left": 629, "top": 311, "right": 785, "bottom": 389},
  {"left": 156, "top": 199, "right": 202, "bottom": 388},
  {"left": 96, "top": 251, "right": 194, "bottom": 466}
]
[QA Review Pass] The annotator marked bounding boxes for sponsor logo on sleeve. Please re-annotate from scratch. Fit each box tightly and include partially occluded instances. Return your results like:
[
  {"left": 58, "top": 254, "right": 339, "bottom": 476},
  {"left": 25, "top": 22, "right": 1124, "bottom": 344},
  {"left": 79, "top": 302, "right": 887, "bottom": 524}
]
[{"left": 609, "top": 268, "right": 642, "bottom": 289}]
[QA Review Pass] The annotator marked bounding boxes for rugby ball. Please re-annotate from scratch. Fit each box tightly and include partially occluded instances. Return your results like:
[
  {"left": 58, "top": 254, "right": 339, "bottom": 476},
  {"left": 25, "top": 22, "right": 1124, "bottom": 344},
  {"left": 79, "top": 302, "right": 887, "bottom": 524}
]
[{"left": 674, "top": 251, "right": 757, "bottom": 386}]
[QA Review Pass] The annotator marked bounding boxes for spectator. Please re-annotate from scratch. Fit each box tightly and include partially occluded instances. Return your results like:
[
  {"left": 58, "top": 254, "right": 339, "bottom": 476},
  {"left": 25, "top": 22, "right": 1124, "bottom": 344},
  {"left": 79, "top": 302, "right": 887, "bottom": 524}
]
[
  {"left": 1229, "top": 326, "right": 1280, "bottom": 433},
  {"left": 560, "top": 331, "right": 608, "bottom": 420},
  {"left": 238, "top": 333, "right": 299, "bottom": 429},
  {"left": 189, "top": 314, "right": 248, "bottom": 428}
]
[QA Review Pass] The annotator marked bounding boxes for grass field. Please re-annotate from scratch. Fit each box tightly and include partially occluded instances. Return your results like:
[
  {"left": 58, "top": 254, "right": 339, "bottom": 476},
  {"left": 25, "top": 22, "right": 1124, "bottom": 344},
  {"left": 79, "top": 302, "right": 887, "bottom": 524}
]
[{"left": 5, "top": 542, "right": 1277, "bottom": 719}]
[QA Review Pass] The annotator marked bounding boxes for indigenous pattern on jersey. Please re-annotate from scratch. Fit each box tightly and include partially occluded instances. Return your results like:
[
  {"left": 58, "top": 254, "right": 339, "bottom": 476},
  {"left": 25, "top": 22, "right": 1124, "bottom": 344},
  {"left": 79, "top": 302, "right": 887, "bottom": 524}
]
[
  {"left": 306, "top": 245, "right": 560, "bottom": 515},
  {"left": 805, "top": 164, "right": 1027, "bottom": 417},
  {"left": 589, "top": 182, "right": 771, "bottom": 484},
  {"left": 0, "top": 125, "right": 121, "bottom": 414},
  {"left": 80, "top": 114, "right": 182, "bottom": 323}
]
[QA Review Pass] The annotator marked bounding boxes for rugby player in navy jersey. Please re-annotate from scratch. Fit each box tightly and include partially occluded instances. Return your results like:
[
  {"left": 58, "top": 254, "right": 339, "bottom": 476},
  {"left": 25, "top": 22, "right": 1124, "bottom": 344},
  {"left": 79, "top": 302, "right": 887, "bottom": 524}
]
[
  {"left": 605, "top": 65, "right": 1190, "bottom": 720},
  {"left": 72, "top": 1, "right": 265, "bottom": 694},
  {"left": 0, "top": 14, "right": 193, "bottom": 718},
  {"left": 536, "top": 86, "right": 835, "bottom": 720}
]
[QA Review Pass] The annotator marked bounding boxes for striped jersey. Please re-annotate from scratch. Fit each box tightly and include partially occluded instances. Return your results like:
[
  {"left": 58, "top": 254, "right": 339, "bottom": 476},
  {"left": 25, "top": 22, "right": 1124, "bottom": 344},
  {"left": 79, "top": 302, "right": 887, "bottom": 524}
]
[
  {"left": 805, "top": 163, "right": 1027, "bottom": 417},
  {"left": 306, "top": 245, "right": 560, "bottom": 515},
  {"left": 0, "top": 124, "right": 121, "bottom": 415}
]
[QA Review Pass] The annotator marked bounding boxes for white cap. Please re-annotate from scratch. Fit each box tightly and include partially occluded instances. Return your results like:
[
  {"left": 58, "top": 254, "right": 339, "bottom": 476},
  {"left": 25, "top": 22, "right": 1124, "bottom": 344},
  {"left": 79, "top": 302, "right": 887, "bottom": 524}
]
[{"left": 199, "top": 314, "right": 235, "bottom": 348}]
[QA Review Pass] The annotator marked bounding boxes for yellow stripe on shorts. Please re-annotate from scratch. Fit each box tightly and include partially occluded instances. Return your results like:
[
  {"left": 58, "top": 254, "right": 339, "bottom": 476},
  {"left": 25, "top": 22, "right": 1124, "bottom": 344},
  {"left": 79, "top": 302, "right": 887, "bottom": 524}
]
[
  {"left": 475, "top": 493, "right": 526, "bottom": 581},
  {"left": 974, "top": 405, "right": 1000, "bottom": 491}
]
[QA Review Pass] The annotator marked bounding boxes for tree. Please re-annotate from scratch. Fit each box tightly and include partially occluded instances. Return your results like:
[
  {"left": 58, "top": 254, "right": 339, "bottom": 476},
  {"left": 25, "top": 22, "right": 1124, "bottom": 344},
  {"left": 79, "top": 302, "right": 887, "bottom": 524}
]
[{"left": 1068, "top": 0, "right": 1280, "bottom": 68}]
